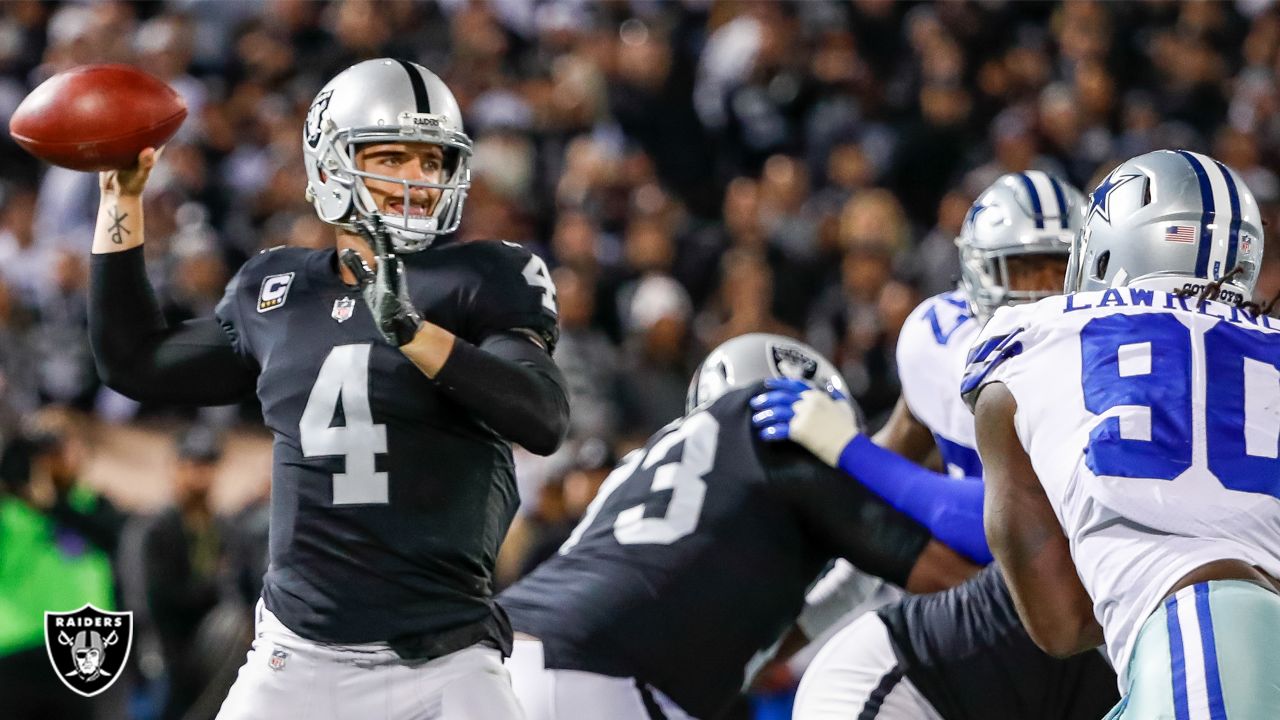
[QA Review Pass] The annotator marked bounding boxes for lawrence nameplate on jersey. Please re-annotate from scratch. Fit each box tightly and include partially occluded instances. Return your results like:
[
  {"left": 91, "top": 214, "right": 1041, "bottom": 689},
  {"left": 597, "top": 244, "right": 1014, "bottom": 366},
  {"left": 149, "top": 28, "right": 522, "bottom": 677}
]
[{"left": 44, "top": 604, "right": 133, "bottom": 697}]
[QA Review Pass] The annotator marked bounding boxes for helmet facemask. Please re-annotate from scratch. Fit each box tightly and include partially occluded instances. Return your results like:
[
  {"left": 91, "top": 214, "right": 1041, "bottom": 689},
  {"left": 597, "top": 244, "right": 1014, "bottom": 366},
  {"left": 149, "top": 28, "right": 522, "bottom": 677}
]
[
  {"left": 956, "top": 171, "right": 1086, "bottom": 321},
  {"left": 959, "top": 233, "right": 1073, "bottom": 321},
  {"left": 307, "top": 116, "right": 471, "bottom": 253}
]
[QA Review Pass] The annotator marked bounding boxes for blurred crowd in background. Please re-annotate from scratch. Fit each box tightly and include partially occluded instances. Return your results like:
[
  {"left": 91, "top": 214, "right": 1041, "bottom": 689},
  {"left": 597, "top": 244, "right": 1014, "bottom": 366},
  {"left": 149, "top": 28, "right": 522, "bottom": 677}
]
[{"left": 3, "top": 1, "right": 1280, "bottom": 718}]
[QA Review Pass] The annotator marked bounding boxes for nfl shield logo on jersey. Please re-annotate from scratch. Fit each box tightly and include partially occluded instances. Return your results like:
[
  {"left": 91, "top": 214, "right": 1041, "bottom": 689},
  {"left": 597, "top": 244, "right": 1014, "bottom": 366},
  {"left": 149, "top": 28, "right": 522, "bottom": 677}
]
[
  {"left": 268, "top": 647, "right": 289, "bottom": 671},
  {"left": 332, "top": 296, "right": 356, "bottom": 323},
  {"left": 45, "top": 604, "right": 133, "bottom": 697},
  {"left": 770, "top": 343, "right": 819, "bottom": 380}
]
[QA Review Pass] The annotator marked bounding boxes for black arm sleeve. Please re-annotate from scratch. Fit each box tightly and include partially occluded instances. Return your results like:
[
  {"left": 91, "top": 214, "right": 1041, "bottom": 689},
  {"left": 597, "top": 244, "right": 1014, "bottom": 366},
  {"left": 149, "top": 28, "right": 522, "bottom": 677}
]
[
  {"left": 432, "top": 331, "right": 570, "bottom": 456},
  {"left": 89, "top": 248, "right": 257, "bottom": 405},
  {"left": 762, "top": 442, "right": 931, "bottom": 588}
]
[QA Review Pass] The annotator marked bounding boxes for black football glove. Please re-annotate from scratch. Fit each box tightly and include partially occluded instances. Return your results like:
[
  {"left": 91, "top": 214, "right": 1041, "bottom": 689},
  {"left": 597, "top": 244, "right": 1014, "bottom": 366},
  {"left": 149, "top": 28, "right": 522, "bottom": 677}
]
[{"left": 340, "top": 217, "right": 423, "bottom": 346}]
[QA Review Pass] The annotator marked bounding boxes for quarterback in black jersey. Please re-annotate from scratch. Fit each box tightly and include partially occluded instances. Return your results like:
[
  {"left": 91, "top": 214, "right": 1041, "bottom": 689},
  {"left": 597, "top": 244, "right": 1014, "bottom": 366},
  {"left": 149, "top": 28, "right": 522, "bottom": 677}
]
[
  {"left": 88, "top": 59, "right": 566, "bottom": 720},
  {"left": 499, "top": 334, "right": 977, "bottom": 720}
]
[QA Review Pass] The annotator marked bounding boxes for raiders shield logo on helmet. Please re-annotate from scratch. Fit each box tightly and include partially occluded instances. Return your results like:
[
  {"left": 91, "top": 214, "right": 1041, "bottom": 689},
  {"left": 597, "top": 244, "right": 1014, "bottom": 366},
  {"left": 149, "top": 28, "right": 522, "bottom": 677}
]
[
  {"left": 45, "top": 604, "right": 133, "bottom": 697},
  {"left": 304, "top": 90, "right": 333, "bottom": 149},
  {"left": 769, "top": 343, "right": 819, "bottom": 381}
]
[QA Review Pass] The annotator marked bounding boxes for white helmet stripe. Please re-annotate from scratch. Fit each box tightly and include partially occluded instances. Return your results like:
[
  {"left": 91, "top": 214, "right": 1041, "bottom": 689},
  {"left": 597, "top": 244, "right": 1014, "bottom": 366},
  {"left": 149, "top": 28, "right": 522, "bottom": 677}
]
[
  {"left": 1195, "top": 151, "right": 1236, "bottom": 281},
  {"left": 1027, "top": 171, "right": 1063, "bottom": 230},
  {"left": 1015, "top": 173, "right": 1047, "bottom": 229}
]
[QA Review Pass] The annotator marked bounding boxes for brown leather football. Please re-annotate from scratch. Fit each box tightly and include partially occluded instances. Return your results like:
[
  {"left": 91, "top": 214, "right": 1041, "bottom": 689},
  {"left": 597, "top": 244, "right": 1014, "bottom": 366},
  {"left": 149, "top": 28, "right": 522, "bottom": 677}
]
[{"left": 9, "top": 64, "right": 187, "bottom": 172}]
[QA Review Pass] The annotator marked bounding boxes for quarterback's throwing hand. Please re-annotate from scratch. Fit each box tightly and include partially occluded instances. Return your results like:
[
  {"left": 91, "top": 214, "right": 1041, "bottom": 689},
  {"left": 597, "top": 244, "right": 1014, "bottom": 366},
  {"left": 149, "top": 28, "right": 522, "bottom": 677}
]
[
  {"left": 749, "top": 378, "right": 859, "bottom": 466},
  {"left": 341, "top": 217, "right": 424, "bottom": 346}
]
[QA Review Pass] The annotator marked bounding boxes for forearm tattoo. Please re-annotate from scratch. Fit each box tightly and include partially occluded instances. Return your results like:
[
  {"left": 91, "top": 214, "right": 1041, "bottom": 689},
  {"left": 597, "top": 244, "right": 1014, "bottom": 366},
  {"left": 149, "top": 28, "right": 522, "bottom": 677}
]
[{"left": 107, "top": 205, "right": 131, "bottom": 245}]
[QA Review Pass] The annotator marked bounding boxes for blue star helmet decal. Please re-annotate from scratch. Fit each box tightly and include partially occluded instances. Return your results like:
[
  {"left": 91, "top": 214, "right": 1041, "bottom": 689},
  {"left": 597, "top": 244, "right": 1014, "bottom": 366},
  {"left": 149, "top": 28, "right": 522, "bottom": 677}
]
[{"left": 1087, "top": 171, "right": 1143, "bottom": 225}]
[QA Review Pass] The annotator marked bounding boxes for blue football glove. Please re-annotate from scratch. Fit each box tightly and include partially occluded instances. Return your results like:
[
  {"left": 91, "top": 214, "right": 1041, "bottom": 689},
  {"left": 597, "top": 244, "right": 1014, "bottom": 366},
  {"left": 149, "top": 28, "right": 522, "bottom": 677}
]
[
  {"left": 750, "top": 377, "right": 860, "bottom": 466},
  {"left": 750, "top": 377, "right": 993, "bottom": 564}
]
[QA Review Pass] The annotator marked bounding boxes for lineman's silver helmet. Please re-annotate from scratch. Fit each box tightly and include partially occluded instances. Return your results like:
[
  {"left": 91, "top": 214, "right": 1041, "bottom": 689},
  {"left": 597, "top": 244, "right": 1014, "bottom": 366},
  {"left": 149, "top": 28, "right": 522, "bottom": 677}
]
[
  {"left": 1067, "top": 149, "right": 1264, "bottom": 303},
  {"left": 303, "top": 58, "right": 471, "bottom": 252},
  {"left": 958, "top": 171, "right": 1086, "bottom": 320},
  {"left": 686, "top": 333, "right": 851, "bottom": 414}
]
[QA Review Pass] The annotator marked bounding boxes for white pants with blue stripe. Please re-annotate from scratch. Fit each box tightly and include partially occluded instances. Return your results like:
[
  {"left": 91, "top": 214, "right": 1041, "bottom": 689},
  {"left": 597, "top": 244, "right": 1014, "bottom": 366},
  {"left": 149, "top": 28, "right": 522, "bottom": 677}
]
[{"left": 1107, "top": 580, "right": 1280, "bottom": 720}]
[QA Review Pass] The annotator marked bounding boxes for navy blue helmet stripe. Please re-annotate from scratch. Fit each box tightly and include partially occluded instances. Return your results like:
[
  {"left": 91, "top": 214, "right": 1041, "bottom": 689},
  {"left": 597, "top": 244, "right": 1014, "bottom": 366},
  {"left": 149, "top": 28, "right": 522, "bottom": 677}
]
[
  {"left": 1175, "top": 150, "right": 1216, "bottom": 278},
  {"left": 1018, "top": 173, "right": 1045, "bottom": 229},
  {"left": 1212, "top": 159, "right": 1242, "bottom": 272},
  {"left": 393, "top": 59, "right": 431, "bottom": 114},
  {"left": 1047, "top": 175, "right": 1069, "bottom": 230}
]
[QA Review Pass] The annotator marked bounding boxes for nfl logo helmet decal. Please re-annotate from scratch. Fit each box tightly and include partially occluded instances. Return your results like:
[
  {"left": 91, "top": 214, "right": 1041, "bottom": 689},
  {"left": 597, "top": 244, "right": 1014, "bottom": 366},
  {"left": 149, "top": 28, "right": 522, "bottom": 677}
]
[
  {"left": 332, "top": 296, "right": 356, "bottom": 323},
  {"left": 768, "top": 342, "right": 819, "bottom": 381},
  {"left": 45, "top": 604, "right": 133, "bottom": 697}
]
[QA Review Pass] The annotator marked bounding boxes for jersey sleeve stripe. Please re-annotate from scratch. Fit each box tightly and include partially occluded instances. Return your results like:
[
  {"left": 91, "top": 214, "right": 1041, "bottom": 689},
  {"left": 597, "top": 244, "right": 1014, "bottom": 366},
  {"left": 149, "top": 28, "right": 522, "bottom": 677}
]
[{"left": 1173, "top": 150, "right": 1217, "bottom": 280}]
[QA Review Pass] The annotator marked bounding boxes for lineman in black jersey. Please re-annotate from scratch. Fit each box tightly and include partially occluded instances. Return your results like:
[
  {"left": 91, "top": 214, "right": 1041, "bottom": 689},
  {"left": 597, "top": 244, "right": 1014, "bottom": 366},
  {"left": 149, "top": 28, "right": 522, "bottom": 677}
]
[
  {"left": 871, "top": 565, "right": 1117, "bottom": 720},
  {"left": 499, "top": 334, "right": 977, "bottom": 720},
  {"left": 88, "top": 60, "right": 566, "bottom": 720}
]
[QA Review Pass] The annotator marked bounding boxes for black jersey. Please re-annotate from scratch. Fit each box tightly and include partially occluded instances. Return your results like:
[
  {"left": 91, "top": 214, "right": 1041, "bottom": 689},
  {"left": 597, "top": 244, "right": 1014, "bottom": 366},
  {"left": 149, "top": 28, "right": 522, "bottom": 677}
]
[
  {"left": 213, "top": 240, "right": 558, "bottom": 654},
  {"left": 877, "top": 564, "right": 1118, "bottom": 720},
  {"left": 500, "top": 386, "right": 932, "bottom": 719}
]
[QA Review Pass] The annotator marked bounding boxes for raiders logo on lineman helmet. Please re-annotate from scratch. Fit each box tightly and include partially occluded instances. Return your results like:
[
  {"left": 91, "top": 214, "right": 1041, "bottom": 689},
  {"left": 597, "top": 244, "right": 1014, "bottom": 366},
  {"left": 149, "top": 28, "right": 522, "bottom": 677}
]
[
  {"left": 45, "top": 604, "right": 133, "bottom": 697},
  {"left": 687, "top": 333, "right": 851, "bottom": 414}
]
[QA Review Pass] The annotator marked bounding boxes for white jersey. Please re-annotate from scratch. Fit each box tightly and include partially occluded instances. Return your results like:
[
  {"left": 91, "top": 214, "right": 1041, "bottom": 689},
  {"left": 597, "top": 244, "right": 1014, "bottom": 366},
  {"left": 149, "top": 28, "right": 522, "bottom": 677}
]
[
  {"left": 964, "top": 285, "right": 1280, "bottom": 684},
  {"left": 897, "top": 290, "right": 983, "bottom": 477}
]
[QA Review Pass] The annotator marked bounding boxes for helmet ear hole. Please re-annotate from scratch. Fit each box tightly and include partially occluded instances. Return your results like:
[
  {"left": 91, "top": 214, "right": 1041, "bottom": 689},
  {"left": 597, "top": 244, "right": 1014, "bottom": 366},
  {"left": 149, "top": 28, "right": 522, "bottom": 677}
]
[{"left": 1095, "top": 250, "right": 1110, "bottom": 280}]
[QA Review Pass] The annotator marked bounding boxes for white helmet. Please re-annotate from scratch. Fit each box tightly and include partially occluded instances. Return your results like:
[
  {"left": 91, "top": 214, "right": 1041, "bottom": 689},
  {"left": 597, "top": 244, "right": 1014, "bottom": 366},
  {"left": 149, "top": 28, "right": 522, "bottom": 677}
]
[
  {"left": 303, "top": 58, "right": 471, "bottom": 252},
  {"left": 686, "top": 333, "right": 851, "bottom": 415},
  {"left": 1067, "top": 149, "right": 1264, "bottom": 302},
  {"left": 957, "top": 171, "right": 1086, "bottom": 320}
]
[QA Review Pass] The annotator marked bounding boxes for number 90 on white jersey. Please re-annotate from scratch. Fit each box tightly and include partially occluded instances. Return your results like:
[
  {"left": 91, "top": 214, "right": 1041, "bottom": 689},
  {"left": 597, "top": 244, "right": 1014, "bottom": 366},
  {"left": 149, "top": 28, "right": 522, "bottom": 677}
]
[{"left": 967, "top": 288, "right": 1280, "bottom": 680}]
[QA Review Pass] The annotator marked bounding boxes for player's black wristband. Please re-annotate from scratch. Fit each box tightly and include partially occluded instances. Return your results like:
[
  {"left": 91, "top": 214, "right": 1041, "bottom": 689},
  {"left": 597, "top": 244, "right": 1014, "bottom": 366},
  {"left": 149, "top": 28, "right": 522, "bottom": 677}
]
[{"left": 433, "top": 332, "right": 569, "bottom": 455}]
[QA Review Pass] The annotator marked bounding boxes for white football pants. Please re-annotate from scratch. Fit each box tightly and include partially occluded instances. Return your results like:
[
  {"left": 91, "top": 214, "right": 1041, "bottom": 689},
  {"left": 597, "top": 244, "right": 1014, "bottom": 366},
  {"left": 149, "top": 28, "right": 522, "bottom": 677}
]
[
  {"left": 216, "top": 601, "right": 524, "bottom": 720},
  {"left": 794, "top": 612, "right": 943, "bottom": 720},
  {"left": 506, "top": 638, "right": 695, "bottom": 720}
]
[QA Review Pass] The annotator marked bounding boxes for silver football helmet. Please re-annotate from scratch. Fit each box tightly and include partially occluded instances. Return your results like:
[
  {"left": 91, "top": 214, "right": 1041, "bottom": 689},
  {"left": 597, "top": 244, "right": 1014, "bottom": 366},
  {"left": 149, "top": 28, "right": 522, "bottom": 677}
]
[
  {"left": 686, "top": 333, "right": 851, "bottom": 414},
  {"left": 1067, "top": 150, "right": 1264, "bottom": 302},
  {"left": 303, "top": 58, "right": 472, "bottom": 252},
  {"left": 958, "top": 171, "right": 1086, "bottom": 320}
]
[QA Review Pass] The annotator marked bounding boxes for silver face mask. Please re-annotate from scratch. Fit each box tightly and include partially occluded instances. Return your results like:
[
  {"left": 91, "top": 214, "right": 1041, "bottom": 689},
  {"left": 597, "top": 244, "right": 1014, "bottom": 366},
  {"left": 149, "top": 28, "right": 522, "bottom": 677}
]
[
  {"left": 1067, "top": 149, "right": 1264, "bottom": 302},
  {"left": 957, "top": 171, "right": 1086, "bottom": 321},
  {"left": 303, "top": 58, "right": 472, "bottom": 253}
]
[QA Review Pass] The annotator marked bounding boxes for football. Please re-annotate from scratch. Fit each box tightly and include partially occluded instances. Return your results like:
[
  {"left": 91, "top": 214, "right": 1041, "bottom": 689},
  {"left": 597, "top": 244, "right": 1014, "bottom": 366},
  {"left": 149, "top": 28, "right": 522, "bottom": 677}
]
[{"left": 9, "top": 64, "right": 186, "bottom": 172}]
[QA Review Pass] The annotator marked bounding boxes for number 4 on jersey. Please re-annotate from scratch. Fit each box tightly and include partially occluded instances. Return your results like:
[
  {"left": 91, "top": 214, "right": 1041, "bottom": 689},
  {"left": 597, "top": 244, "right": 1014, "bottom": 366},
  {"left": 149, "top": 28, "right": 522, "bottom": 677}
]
[
  {"left": 300, "top": 344, "right": 389, "bottom": 505},
  {"left": 522, "top": 254, "right": 558, "bottom": 315}
]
